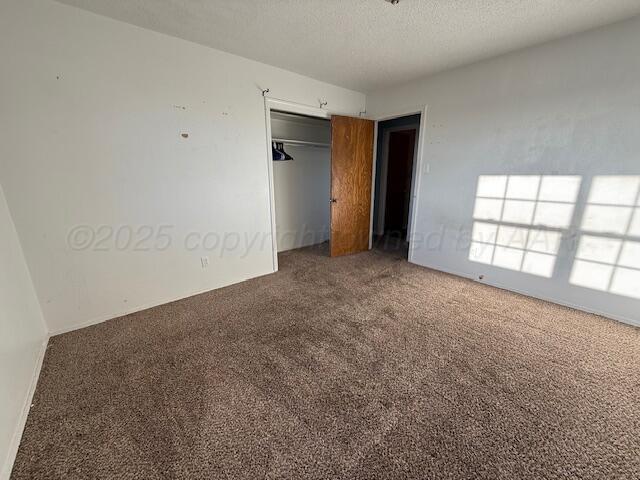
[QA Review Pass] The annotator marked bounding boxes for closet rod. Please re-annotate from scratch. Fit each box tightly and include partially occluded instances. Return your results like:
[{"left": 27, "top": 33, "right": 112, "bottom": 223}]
[{"left": 273, "top": 138, "right": 330, "bottom": 148}]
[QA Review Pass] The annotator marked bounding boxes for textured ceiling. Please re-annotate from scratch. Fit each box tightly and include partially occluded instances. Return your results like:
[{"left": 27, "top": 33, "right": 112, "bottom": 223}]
[{"left": 54, "top": 0, "right": 640, "bottom": 92}]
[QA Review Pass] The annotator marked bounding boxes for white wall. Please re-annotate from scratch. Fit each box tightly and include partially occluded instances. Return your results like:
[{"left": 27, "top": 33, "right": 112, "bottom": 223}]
[
  {"left": 0, "top": 185, "right": 48, "bottom": 479},
  {"left": 273, "top": 149, "right": 331, "bottom": 252},
  {"left": 0, "top": 0, "right": 365, "bottom": 334},
  {"left": 367, "top": 16, "right": 640, "bottom": 326},
  {"left": 271, "top": 114, "right": 330, "bottom": 251}
]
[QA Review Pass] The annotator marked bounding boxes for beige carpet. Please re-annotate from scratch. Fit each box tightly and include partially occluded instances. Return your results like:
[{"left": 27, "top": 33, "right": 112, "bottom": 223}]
[{"left": 12, "top": 243, "right": 640, "bottom": 479}]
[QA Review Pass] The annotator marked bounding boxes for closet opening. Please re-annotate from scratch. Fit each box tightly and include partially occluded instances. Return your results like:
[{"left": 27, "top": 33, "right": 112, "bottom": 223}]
[
  {"left": 270, "top": 110, "right": 331, "bottom": 257},
  {"left": 373, "top": 113, "right": 422, "bottom": 258}
]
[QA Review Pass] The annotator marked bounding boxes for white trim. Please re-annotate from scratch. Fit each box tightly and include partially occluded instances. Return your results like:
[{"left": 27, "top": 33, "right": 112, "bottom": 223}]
[
  {"left": 371, "top": 105, "right": 428, "bottom": 262},
  {"left": 264, "top": 98, "right": 331, "bottom": 268},
  {"left": 265, "top": 97, "right": 332, "bottom": 120},
  {"left": 373, "top": 108, "right": 424, "bottom": 122},
  {"left": 406, "top": 126, "right": 421, "bottom": 240},
  {"left": 263, "top": 98, "right": 280, "bottom": 272},
  {"left": 412, "top": 260, "right": 640, "bottom": 329},
  {"left": 408, "top": 107, "right": 428, "bottom": 263},
  {"left": 263, "top": 97, "right": 363, "bottom": 262},
  {"left": 1, "top": 337, "right": 49, "bottom": 480},
  {"left": 48, "top": 269, "right": 276, "bottom": 336}
]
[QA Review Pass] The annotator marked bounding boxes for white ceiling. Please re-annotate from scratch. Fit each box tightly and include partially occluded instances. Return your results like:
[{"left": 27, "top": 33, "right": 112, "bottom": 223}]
[{"left": 55, "top": 0, "right": 640, "bottom": 92}]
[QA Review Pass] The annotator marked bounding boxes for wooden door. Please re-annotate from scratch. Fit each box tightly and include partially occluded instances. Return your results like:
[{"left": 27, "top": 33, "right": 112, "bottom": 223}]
[{"left": 330, "top": 115, "right": 375, "bottom": 257}]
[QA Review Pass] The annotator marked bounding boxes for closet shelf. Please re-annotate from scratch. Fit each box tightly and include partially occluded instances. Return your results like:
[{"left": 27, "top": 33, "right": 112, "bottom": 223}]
[{"left": 272, "top": 138, "right": 330, "bottom": 148}]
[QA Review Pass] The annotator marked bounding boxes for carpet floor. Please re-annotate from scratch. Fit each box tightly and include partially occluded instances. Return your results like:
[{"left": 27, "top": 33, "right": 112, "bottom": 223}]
[{"left": 11, "top": 243, "right": 640, "bottom": 479}]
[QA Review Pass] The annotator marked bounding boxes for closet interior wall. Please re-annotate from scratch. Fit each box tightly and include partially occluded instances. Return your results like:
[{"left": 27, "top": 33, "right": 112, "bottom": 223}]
[{"left": 271, "top": 112, "right": 331, "bottom": 252}]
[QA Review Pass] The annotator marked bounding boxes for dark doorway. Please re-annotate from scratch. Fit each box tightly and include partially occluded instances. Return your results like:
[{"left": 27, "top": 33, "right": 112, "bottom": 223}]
[
  {"left": 383, "top": 129, "right": 416, "bottom": 237},
  {"left": 372, "top": 113, "right": 420, "bottom": 258}
]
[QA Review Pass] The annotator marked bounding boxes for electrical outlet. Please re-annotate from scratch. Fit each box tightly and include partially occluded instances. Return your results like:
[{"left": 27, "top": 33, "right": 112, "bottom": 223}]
[{"left": 201, "top": 256, "right": 209, "bottom": 269}]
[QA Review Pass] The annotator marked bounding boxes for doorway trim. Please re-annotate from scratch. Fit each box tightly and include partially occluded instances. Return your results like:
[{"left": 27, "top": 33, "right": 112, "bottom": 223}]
[
  {"left": 263, "top": 97, "right": 337, "bottom": 272},
  {"left": 376, "top": 124, "right": 420, "bottom": 237},
  {"left": 371, "top": 105, "right": 428, "bottom": 263}
]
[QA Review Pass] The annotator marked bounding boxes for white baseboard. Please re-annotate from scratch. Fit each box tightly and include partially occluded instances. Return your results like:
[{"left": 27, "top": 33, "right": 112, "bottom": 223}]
[
  {"left": 49, "top": 268, "right": 277, "bottom": 337},
  {"left": 1, "top": 337, "right": 49, "bottom": 480},
  {"left": 409, "top": 260, "right": 640, "bottom": 329}
]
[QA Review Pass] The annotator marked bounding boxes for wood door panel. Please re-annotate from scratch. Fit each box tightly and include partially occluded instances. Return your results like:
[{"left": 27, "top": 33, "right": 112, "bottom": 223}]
[{"left": 330, "top": 116, "right": 374, "bottom": 257}]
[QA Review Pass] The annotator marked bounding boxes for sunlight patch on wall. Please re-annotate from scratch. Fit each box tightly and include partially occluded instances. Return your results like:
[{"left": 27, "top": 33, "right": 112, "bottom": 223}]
[
  {"left": 570, "top": 176, "right": 640, "bottom": 299},
  {"left": 469, "top": 175, "right": 580, "bottom": 278}
]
